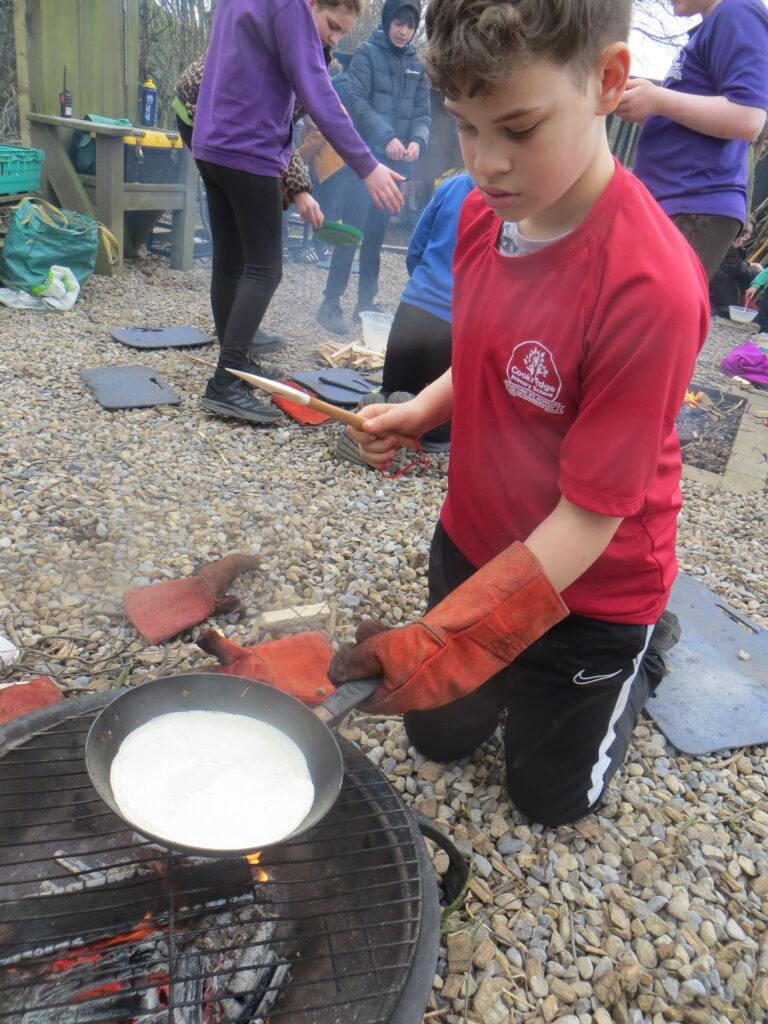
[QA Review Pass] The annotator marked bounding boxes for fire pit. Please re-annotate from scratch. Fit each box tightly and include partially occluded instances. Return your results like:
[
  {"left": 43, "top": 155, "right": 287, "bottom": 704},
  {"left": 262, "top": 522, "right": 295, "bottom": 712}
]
[
  {"left": 0, "top": 693, "right": 448, "bottom": 1023},
  {"left": 677, "top": 383, "right": 747, "bottom": 475}
]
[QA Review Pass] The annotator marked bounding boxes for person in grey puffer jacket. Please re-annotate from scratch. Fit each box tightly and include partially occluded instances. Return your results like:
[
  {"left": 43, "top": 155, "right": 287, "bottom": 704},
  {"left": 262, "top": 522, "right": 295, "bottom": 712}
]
[{"left": 317, "top": 0, "right": 431, "bottom": 334}]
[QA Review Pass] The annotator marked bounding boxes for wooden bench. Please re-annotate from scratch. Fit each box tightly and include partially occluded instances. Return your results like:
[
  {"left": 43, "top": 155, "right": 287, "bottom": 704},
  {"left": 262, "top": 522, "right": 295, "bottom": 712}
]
[{"left": 26, "top": 113, "right": 197, "bottom": 275}]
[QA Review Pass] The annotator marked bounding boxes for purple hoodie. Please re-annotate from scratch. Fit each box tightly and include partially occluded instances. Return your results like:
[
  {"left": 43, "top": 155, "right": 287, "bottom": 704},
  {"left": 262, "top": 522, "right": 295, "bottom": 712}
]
[
  {"left": 633, "top": 0, "right": 768, "bottom": 222},
  {"left": 193, "top": 0, "right": 377, "bottom": 180}
]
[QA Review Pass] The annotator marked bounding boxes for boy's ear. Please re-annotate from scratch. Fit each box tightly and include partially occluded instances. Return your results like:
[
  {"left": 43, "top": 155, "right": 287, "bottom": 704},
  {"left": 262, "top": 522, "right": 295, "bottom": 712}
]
[{"left": 595, "top": 42, "right": 631, "bottom": 115}]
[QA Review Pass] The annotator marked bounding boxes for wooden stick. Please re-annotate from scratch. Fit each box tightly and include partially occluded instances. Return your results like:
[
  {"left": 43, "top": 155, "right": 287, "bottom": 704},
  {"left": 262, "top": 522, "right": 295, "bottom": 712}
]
[
  {"left": 228, "top": 368, "right": 422, "bottom": 452},
  {"left": 179, "top": 352, "right": 215, "bottom": 368}
]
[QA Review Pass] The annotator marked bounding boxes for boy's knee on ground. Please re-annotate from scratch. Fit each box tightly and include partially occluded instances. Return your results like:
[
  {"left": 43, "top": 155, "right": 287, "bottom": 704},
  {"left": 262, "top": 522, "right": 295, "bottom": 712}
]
[
  {"left": 403, "top": 698, "right": 502, "bottom": 764},
  {"left": 504, "top": 768, "right": 602, "bottom": 828}
]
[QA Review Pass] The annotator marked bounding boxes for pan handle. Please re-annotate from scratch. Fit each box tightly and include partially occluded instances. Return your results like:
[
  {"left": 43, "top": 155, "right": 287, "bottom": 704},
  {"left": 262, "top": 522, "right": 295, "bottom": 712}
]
[{"left": 313, "top": 677, "right": 380, "bottom": 726}]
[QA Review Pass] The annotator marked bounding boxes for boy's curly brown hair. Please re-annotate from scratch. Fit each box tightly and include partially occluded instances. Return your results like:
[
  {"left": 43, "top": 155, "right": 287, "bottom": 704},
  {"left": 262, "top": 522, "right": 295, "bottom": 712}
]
[{"left": 425, "top": 0, "right": 632, "bottom": 98}]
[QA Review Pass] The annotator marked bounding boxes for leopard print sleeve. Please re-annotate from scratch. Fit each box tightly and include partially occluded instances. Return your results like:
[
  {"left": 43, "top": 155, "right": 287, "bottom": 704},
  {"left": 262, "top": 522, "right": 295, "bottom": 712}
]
[
  {"left": 281, "top": 150, "right": 313, "bottom": 209},
  {"left": 175, "top": 55, "right": 206, "bottom": 123}
]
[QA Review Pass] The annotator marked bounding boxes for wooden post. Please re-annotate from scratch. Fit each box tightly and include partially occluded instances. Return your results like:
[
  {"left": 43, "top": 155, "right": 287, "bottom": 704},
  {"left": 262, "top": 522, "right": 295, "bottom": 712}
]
[
  {"left": 169, "top": 145, "right": 198, "bottom": 272},
  {"left": 93, "top": 134, "right": 126, "bottom": 275},
  {"left": 12, "top": 0, "right": 31, "bottom": 148}
]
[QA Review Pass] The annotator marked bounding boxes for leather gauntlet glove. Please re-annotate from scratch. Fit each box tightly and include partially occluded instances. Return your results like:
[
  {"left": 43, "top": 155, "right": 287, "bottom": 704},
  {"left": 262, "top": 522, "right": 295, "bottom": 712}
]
[
  {"left": 124, "top": 553, "right": 260, "bottom": 645},
  {"left": 329, "top": 542, "right": 568, "bottom": 715},
  {"left": 197, "top": 628, "right": 335, "bottom": 704}
]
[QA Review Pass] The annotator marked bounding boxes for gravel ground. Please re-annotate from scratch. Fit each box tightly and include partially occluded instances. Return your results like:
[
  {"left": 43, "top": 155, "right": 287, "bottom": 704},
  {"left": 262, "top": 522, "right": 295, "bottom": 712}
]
[{"left": 1, "top": 243, "right": 767, "bottom": 1024}]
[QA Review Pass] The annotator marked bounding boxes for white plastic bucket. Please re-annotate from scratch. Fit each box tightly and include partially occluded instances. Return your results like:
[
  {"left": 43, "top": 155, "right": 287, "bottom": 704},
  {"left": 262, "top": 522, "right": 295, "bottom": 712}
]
[
  {"left": 359, "top": 311, "right": 394, "bottom": 353},
  {"left": 729, "top": 305, "right": 758, "bottom": 324}
]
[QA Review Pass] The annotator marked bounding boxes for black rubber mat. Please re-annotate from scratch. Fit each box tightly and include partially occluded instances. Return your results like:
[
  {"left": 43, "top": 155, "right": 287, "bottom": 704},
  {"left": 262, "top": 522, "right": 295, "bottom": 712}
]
[
  {"left": 646, "top": 572, "right": 768, "bottom": 754},
  {"left": 81, "top": 365, "right": 180, "bottom": 409},
  {"left": 289, "top": 368, "right": 378, "bottom": 405},
  {"left": 109, "top": 326, "right": 214, "bottom": 349}
]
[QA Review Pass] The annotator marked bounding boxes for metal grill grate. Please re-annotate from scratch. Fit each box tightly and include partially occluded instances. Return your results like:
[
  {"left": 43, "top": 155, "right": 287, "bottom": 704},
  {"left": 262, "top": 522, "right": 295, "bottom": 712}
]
[{"left": 0, "top": 694, "right": 437, "bottom": 1024}]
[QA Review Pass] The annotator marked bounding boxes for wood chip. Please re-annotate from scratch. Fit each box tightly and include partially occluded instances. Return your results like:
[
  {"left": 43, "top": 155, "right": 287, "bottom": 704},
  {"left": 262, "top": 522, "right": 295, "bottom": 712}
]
[{"left": 260, "top": 602, "right": 330, "bottom": 633}]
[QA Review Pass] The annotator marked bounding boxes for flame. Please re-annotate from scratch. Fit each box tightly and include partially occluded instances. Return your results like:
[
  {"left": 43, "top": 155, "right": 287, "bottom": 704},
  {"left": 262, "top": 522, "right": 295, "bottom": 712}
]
[
  {"left": 684, "top": 389, "right": 705, "bottom": 409},
  {"left": 245, "top": 851, "right": 269, "bottom": 882}
]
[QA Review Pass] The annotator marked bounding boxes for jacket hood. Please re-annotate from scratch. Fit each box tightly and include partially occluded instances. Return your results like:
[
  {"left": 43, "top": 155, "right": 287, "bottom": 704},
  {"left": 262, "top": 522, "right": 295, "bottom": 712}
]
[{"left": 381, "top": 0, "right": 421, "bottom": 35}]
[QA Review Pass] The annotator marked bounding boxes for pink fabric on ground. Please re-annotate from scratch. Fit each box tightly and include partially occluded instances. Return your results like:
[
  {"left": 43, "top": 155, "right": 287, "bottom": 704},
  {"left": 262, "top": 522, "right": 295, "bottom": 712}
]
[{"left": 720, "top": 340, "right": 768, "bottom": 386}]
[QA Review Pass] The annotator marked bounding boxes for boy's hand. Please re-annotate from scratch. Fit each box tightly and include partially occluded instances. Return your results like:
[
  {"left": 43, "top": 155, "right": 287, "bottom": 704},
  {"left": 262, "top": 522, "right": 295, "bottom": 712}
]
[
  {"left": 329, "top": 543, "right": 568, "bottom": 715},
  {"left": 385, "top": 138, "right": 407, "bottom": 161},
  {"left": 616, "top": 78, "right": 661, "bottom": 123},
  {"left": 745, "top": 286, "right": 757, "bottom": 302},
  {"left": 347, "top": 398, "right": 426, "bottom": 469},
  {"left": 404, "top": 141, "right": 421, "bottom": 162},
  {"left": 364, "top": 164, "right": 405, "bottom": 212}
]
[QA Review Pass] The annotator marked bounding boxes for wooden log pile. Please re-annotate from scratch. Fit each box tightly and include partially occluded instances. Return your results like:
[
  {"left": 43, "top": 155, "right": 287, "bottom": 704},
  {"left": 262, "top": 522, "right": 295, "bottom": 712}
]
[{"left": 316, "top": 340, "right": 385, "bottom": 370}]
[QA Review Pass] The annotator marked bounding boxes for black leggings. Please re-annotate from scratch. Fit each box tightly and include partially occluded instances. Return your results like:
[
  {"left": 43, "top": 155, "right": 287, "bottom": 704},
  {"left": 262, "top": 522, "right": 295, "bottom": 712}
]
[
  {"left": 382, "top": 301, "right": 452, "bottom": 443},
  {"left": 195, "top": 158, "right": 283, "bottom": 383}
]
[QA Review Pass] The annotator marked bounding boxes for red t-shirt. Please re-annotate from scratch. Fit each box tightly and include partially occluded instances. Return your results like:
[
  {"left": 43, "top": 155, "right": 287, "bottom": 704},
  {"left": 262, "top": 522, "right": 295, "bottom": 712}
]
[{"left": 441, "top": 161, "right": 709, "bottom": 624}]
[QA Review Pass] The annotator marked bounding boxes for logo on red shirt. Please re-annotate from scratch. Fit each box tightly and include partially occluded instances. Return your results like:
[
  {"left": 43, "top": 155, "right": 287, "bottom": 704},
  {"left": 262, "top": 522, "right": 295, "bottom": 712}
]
[{"left": 504, "top": 341, "right": 565, "bottom": 414}]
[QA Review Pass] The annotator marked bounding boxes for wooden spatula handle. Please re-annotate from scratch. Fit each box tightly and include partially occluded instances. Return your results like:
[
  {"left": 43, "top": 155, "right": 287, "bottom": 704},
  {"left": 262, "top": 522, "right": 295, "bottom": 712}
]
[{"left": 306, "top": 396, "right": 421, "bottom": 452}]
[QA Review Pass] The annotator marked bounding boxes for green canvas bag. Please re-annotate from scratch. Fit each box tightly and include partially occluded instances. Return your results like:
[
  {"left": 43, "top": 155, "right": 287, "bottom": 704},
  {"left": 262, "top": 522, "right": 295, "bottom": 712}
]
[{"left": 0, "top": 197, "right": 119, "bottom": 292}]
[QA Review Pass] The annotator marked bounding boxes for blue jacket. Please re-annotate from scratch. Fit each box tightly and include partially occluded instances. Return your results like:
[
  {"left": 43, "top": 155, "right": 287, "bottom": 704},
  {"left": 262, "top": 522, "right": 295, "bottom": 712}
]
[
  {"left": 346, "top": 25, "right": 431, "bottom": 179},
  {"left": 401, "top": 173, "right": 475, "bottom": 322}
]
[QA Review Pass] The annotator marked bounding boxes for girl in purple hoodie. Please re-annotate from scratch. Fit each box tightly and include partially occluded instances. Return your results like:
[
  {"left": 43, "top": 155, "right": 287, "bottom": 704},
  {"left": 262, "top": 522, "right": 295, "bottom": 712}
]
[{"left": 193, "top": 0, "right": 404, "bottom": 424}]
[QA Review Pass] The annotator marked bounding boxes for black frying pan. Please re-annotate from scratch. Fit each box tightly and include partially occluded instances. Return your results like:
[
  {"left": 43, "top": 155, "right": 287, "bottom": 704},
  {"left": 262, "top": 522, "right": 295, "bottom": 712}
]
[{"left": 85, "top": 672, "right": 378, "bottom": 858}]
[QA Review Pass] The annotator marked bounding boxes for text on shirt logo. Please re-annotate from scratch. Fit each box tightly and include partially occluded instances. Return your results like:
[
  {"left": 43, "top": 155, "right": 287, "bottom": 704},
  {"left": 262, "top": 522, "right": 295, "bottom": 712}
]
[{"left": 504, "top": 341, "right": 565, "bottom": 414}]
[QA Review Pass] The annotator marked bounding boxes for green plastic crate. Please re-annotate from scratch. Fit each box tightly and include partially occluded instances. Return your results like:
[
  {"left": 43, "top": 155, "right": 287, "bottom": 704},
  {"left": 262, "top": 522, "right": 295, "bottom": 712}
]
[{"left": 0, "top": 145, "right": 45, "bottom": 195}]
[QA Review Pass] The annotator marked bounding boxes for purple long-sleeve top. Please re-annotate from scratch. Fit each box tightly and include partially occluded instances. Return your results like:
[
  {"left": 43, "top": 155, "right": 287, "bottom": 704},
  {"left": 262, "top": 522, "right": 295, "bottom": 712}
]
[{"left": 192, "top": 0, "right": 377, "bottom": 180}]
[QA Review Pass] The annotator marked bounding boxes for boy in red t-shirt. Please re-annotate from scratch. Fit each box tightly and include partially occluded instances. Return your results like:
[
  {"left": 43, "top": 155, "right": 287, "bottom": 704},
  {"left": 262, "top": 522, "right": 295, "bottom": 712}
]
[{"left": 329, "top": 0, "right": 709, "bottom": 826}]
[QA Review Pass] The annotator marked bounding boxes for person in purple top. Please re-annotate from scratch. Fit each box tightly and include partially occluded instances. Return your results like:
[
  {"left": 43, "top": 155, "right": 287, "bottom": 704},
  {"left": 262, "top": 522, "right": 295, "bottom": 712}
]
[
  {"left": 192, "top": 0, "right": 404, "bottom": 425},
  {"left": 617, "top": 0, "right": 768, "bottom": 281}
]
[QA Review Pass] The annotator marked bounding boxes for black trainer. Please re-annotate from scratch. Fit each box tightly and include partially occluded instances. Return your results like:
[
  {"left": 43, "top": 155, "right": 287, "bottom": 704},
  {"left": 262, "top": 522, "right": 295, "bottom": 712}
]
[
  {"left": 252, "top": 327, "right": 286, "bottom": 353},
  {"left": 243, "top": 354, "right": 285, "bottom": 380},
  {"left": 201, "top": 377, "right": 282, "bottom": 424},
  {"left": 648, "top": 610, "right": 682, "bottom": 655},
  {"left": 317, "top": 300, "right": 348, "bottom": 335}
]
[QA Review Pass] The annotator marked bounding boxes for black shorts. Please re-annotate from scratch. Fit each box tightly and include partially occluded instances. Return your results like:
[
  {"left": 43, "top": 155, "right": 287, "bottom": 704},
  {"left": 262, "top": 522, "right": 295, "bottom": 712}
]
[{"left": 403, "top": 522, "right": 666, "bottom": 826}]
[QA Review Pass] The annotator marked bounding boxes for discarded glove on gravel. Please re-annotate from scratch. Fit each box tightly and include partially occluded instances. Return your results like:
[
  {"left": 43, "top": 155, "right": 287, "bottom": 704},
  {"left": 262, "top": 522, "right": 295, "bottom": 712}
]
[
  {"left": 197, "top": 628, "right": 335, "bottom": 704},
  {"left": 124, "top": 552, "right": 260, "bottom": 645}
]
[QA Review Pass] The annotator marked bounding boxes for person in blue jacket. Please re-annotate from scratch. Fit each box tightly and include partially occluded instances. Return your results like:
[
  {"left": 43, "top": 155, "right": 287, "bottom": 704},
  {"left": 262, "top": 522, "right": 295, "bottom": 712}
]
[
  {"left": 317, "top": 0, "right": 431, "bottom": 335},
  {"left": 337, "top": 172, "right": 474, "bottom": 463}
]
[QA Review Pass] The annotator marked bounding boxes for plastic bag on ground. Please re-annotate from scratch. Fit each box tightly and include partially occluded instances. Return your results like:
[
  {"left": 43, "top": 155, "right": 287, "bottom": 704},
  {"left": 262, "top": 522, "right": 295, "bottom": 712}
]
[{"left": 0, "top": 266, "right": 80, "bottom": 310}]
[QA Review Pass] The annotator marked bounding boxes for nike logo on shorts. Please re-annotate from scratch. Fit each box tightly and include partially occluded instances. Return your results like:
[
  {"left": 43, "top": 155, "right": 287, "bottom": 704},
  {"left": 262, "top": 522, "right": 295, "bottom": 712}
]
[{"left": 572, "top": 668, "right": 623, "bottom": 685}]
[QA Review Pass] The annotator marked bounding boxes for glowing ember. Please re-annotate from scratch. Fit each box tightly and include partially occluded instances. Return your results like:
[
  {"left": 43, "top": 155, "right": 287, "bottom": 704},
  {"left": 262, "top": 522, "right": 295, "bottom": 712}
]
[{"left": 50, "top": 912, "right": 164, "bottom": 973}]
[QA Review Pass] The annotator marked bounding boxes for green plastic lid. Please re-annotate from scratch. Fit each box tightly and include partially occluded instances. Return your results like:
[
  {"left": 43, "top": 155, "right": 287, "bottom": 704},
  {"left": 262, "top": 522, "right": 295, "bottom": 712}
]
[{"left": 313, "top": 220, "right": 363, "bottom": 246}]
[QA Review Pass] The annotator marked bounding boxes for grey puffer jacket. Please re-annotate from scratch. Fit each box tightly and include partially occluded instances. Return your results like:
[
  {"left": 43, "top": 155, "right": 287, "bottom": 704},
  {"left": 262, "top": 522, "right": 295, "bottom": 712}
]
[{"left": 346, "top": 18, "right": 430, "bottom": 179}]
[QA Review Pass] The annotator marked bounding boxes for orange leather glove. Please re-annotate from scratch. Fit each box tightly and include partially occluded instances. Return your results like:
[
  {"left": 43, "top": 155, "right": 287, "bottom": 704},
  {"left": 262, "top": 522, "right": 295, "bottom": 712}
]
[
  {"left": 124, "top": 553, "right": 260, "bottom": 645},
  {"left": 329, "top": 542, "right": 568, "bottom": 715},
  {"left": 197, "top": 628, "right": 336, "bottom": 704}
]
